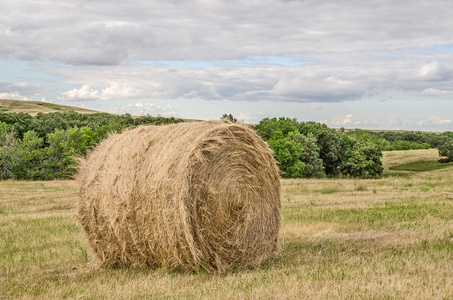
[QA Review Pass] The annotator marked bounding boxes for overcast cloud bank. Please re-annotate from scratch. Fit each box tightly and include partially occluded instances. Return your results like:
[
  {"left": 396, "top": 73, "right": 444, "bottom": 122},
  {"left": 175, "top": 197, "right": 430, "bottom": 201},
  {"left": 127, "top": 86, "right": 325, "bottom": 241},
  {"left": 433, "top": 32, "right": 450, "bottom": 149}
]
[{"left": 1, "top": 0, "right": 453, "bottom": 130}]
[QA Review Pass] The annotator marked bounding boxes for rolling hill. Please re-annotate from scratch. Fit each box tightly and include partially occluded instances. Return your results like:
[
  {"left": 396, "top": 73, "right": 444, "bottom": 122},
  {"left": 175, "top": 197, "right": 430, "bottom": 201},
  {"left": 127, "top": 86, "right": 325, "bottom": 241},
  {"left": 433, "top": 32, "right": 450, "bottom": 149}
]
[{"left": 0, "top": 99, "right": 99, "bottom": 115}]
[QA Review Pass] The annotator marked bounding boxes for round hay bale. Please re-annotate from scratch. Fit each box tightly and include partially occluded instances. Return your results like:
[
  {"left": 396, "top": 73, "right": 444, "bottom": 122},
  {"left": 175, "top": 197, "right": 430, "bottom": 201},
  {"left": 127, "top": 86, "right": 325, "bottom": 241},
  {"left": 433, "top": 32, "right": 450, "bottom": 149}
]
[{"left": 77, "top": 120, "right": 281, "bottom": 273}]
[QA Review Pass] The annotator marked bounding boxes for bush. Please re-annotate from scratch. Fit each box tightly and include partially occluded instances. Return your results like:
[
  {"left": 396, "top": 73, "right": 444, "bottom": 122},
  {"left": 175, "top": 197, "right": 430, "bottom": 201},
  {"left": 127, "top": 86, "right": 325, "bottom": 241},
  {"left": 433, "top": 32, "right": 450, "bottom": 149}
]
[
  {"left": 296, "top": 122, "right": 342, "bottom": 176},
  {"left": 221, "top": 114, "right": 238, "bottom": 123},
  {"left": 263, "top": 129, "right": 304, "bottom": 178},
  {"left": 255, "top": 118, "right": 383, "bottom": 178},
  {"left": 438, "top": 139, "right": 453, "bottom": 163},
  {"left": 0, "top": 122, "right": 20, "bottom": 180},
  {"left": 0, "top": 111, "right": 184, "bottom": 180},
  {"left": 340, "top": 135, "right": 384, "bottom": 177},
  {"left": 290, "top": 132, "right": 324, "bottom": 178},
  {"left": 255, "top": 118, "right": 306, "bottom": 178},
  {"left": 11, "top": 130, "right": 46, "bottom": 180}
]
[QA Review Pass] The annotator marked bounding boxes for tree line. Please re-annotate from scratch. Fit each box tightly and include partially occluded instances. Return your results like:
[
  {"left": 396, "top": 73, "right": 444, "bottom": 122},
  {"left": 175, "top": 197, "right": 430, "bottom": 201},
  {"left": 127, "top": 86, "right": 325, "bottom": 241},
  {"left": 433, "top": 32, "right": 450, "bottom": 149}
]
[
  {"left": 253, "top": 118, "right": 384, "bottom": 178},
  {"left": 1, "top": 111, "right": 452, "bottom": 180},
  {"left": 0, "top": 111, "right": 182, "bottom": 180},
  {"left": 254, "top": 118, "right": 453, "bottom": 178},
  {"left": 343, "top": 129, "right": 452, "bottom": 151}
]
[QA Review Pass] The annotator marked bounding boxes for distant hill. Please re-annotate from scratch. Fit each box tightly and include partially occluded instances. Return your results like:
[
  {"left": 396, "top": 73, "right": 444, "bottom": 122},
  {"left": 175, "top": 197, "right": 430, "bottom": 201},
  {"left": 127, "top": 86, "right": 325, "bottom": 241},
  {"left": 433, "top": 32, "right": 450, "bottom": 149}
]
[
  {"left": 0, "top": 99, "right": 442, "bottom": 133},
  {"left": 0, "top": 99, "right": 99, "bottom": 115},
  {"left": 0, "top": 99, "right": 207, "bottom": 123}
]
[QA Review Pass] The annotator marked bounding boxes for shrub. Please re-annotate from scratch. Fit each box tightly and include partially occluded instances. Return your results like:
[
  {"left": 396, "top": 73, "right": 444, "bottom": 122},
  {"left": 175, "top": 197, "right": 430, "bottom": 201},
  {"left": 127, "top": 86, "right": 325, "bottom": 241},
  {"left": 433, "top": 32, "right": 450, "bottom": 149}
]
[
  {"left": 438, "top": 139, "right": 453, "bottom": 163},
  {"left": 340, "top": 135, "right": 384, "bottom": 177}
]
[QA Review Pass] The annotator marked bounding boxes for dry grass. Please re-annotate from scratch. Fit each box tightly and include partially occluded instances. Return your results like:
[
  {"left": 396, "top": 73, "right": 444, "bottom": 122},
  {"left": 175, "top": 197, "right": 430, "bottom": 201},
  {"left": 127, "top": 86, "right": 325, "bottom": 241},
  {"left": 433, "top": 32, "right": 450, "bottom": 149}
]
[
  {"left": 382, "top": 148, "right": 439, "bottom": 169},
  {"left": 77, "top": 121, "right": 280, "bottom": 273},
  {"left": 0, "top": 99, "right": 99, "bottom": 115},
  {"left": 1, "top": 149, "right": 453, "bottom": 299}
]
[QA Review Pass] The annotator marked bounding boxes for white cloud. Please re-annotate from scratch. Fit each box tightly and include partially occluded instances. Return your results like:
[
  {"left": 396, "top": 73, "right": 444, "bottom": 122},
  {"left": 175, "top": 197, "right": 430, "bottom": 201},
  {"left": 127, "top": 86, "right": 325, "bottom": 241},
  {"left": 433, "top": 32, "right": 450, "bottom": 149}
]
[
  {"left": 44, "top": 52, "right": 453, "bottom": 105},
  {"left": 58, "top": 83, "right": 142, "bottom": 101},
  {"left": 235, "top": 112, "right": 264, "bottom": 123},
  {"left": 2, "top": 1, "right": 453, "bottom": 65},
  {"left": 183, "top": 90, "right": 199, "bottom": 98},
  {"left": 0, "top": 80, "right": 47, "bottom": 100},
  {"left": 421, "top": 88, "right": 453, "bottom": 97},
  {"left": 101, "top": 83, "right": 142, "bottom": 99},
  {"left": 124, "top": 102, "right": 176, "bottom": 116},
  {"left": 324, "top": 114, "right": 364, "bottom": 127},
  {"left": 416, "top": 61, "right": 451, "bottom": 81},
  {"left": 59, "top": 85, "right": 99, "bottom": 100},
  {"left": 0, "top": 92, "right": 30, "bottom": 100},
  {"left": 271, "top": 74, "right": 365, "bottom": 102},
  {"left": 2, "top": 0, "right": 453, "bottom": 131},
  {"left": 429, "top": 116, "right": 452, "bottom": 126}
]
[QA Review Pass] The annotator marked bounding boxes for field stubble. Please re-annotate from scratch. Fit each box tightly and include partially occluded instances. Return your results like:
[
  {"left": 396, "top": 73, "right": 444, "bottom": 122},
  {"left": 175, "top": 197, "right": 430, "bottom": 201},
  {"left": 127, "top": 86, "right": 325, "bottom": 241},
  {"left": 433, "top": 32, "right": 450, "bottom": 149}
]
[{"left": 1, "top": 149, "right": 452, "bottom": 299}]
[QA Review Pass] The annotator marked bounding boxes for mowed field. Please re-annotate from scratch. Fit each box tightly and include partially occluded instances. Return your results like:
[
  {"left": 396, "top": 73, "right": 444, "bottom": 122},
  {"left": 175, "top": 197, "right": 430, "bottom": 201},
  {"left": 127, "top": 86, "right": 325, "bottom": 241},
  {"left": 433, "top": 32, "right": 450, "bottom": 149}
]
[{"left": 1, "top": 149, "right": 452, "bottom": 299}]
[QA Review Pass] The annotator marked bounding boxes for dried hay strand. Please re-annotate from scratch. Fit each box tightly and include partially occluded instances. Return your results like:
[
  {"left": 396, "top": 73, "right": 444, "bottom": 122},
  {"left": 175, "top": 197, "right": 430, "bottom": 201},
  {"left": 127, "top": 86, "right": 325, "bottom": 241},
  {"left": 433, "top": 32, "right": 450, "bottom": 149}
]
[{"left": 77, "top": 120, "right": 281, "bottom": 273}]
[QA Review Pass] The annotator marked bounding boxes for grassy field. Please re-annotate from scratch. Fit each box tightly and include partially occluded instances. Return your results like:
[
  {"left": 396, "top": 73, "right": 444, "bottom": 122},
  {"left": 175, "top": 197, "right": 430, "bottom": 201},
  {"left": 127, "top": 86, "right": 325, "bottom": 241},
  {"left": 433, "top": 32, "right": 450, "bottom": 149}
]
[
  {"left": 0, "top": 99, "right": 200, "bottom": 122},
  {"left": 0, "top": 99, "right": 99, "bottom": 115},
  {"left": 1, "top": 149, "right": 452, "bottom": 299}
]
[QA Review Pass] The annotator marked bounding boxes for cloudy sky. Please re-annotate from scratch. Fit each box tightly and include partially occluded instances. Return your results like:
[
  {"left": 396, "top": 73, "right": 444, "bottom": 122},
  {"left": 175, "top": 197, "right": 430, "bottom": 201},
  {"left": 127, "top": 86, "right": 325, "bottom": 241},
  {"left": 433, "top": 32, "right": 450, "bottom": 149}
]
[{"left": 1, "top": 0, "right": 453, "bottom": 131}]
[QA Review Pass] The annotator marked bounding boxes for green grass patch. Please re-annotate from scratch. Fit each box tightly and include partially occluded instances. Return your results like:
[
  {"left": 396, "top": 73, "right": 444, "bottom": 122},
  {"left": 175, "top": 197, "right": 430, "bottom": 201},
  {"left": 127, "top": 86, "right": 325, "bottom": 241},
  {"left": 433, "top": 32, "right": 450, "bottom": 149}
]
[
  {"left": 283, "top": 196, "right": 452, "bottom": 230},
  {"left": 37, "top": 102, "right": 64, "bottom": 110},
  {"left": 314, "top": 187, "right": 337, "bottom": 194},
  {"left": 389, "top": 160, "right": 453, "bottom": 172},
  {"left": 419, "top": 185, "right": 433, "bottom": 192}
]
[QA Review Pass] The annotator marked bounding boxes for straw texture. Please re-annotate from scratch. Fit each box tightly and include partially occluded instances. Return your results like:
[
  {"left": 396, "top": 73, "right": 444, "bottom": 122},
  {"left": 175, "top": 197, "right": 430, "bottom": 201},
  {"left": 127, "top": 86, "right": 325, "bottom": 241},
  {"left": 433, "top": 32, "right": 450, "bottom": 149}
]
[{"left": 77, "top": 120, "right": 281, "bottom": 273}]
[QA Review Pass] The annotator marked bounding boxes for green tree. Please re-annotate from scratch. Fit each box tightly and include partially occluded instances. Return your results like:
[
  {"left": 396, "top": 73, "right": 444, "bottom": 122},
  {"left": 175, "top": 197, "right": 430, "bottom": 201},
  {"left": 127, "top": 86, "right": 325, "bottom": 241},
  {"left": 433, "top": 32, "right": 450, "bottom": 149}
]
[
  {"left": 43, "top": 126, "right": 97, "bottom": 179},
  {"left": 254, "top": 118, "right": 305, "bottom": 178},
  {"left": 254, "top": 117, "right": 298, "bottom": 140},
  {"left": 12, "top": 130, "right": 47, "bottom": 180},
  {"left": 290, "top": 132, "right": 324, "bottom": 178},
  {"left": 340, "top": 135, "right": 384, "bottom": 177},
  {"left": 296, "top": 122, "right": 342, "bottom": 176},
  {"left": 221, "top": 114, "right": 238, "bottom": 123},
  {"left": 0, "top": 122, "right": 20, "bottom": 180},
  {"left": 438, "top": 139, "right": 453, "bottom": 163},
  {"left": 0, "top": 111, "right": 184, "bottom": 180},
  {"left": 268, "top": 132, "right": 305, "bottom": 178}
]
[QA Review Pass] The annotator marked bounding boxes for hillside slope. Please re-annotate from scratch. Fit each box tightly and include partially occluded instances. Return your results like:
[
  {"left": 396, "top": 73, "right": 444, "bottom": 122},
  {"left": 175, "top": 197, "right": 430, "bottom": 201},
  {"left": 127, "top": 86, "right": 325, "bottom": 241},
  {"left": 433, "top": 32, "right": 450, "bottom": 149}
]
[{"left": 0, "top": 99, "right": 99, "bottom": 115}]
